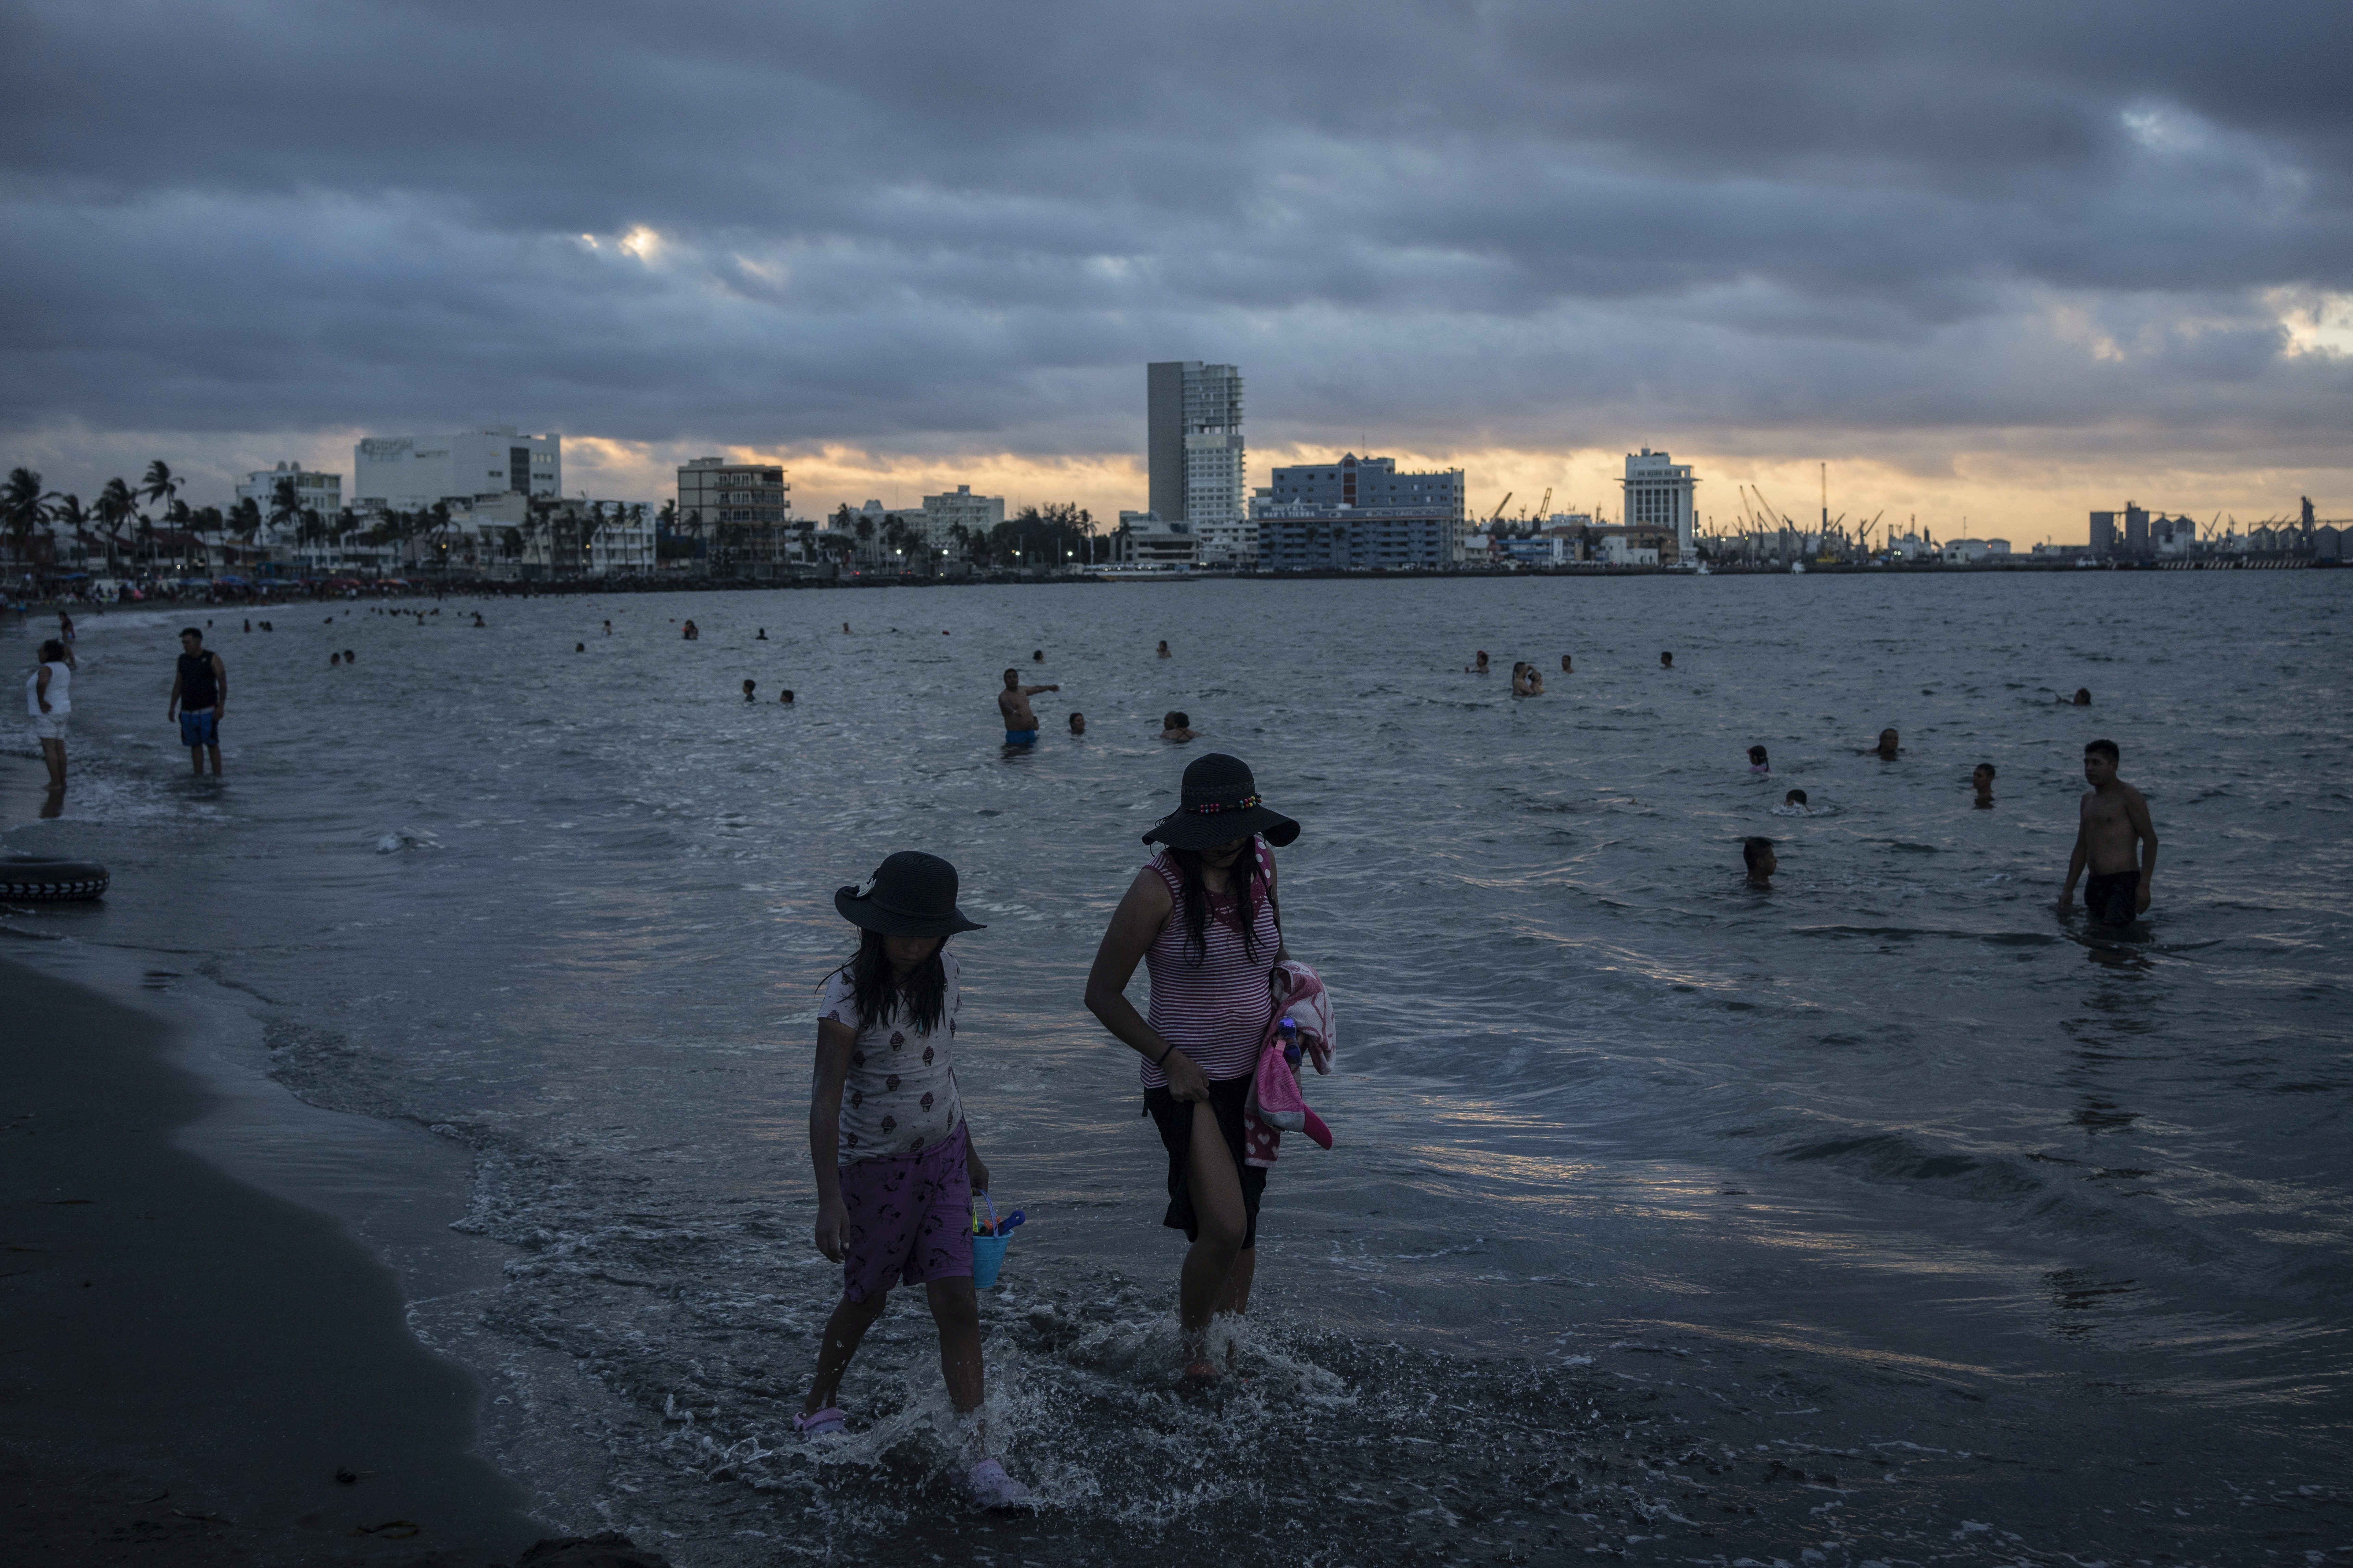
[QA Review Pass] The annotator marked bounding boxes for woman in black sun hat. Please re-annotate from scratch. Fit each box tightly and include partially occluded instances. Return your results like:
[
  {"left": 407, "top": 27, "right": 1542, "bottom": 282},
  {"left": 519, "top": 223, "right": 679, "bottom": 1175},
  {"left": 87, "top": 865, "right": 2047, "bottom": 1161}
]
[{"left": 1084, "top": 753, "right": 1300, "bottom": 1383}]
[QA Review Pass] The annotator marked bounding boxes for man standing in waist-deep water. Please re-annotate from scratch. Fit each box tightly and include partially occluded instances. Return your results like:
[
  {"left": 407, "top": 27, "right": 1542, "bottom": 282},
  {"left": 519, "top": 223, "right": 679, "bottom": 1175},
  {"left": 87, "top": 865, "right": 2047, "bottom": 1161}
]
[
  {"left": 997, "top": 667, "right": 1057, "bottom": 746},
  {"left": 2057, "top": 738, "right": 2157, "bottom": 926},
  {"left": 168, "top": 627, "right": 228, "bottom": 777}
]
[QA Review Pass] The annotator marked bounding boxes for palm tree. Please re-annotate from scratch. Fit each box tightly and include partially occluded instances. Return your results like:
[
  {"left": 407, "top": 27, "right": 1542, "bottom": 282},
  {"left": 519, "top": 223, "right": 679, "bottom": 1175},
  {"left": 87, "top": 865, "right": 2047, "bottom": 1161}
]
[
  {"left": 51, "top": 494, "right": 92, "bottom": 567},
  {"left": 95, "top": 477, "right": 140, "bottom": 569},
  {"left": 3, "top": 467, "right": 55, "bottom": 565},
  {"left": 228, "top": 496, "right": 263, "bottom": 567},
  {"left": 268, "top": 475, "right": 301, "bottom": 537},
  {"left": 140, "top": 460, "right": 179, "bottom": 514}
]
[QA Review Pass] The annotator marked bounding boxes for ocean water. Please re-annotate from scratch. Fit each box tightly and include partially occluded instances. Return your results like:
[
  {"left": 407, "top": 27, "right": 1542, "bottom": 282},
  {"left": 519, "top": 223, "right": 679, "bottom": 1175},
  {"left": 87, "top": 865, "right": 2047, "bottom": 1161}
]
[{"left": 4, "top": 573, "right": 2349, "bottom": 1567}]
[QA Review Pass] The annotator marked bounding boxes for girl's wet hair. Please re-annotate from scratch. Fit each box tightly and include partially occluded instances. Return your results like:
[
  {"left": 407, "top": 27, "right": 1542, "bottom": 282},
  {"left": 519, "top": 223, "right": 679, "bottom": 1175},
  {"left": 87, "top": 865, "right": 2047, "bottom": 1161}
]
[
  {"left": 832, "top": 928, "right": 950, "bottom": 1035},
  {"left": 1743, "top": 836, "right": 1774, "bottom": 872},
  {"left": 38, "top": 639, "right": 65, "bottom": 662},
  {"left": 1166, "top": 837, "right": 1266, "bottom": 967}
]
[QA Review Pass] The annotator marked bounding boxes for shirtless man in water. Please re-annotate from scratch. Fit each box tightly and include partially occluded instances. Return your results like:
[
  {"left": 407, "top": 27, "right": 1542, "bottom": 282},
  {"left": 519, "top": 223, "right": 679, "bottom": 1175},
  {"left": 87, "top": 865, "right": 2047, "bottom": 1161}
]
[
  {"left": 2057, "top": 738, "right": 2157, "bottom": 926},
  {"left": 998, "top": 668, "right": 1058, "bottom": 745}
]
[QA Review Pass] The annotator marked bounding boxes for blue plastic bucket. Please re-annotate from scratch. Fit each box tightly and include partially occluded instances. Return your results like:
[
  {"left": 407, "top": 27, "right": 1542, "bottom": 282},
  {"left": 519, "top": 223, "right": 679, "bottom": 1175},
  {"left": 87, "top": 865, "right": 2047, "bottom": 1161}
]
[{"left": 971, "top": 1232, "right": 1011, "bottom": 1289}]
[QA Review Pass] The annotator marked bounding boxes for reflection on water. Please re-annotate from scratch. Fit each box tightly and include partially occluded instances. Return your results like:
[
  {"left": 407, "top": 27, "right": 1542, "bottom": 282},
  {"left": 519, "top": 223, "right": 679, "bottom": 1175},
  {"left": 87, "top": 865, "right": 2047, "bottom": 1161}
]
[{"left": 4, "top": 573, "right": 2349, "bottom": 1563}]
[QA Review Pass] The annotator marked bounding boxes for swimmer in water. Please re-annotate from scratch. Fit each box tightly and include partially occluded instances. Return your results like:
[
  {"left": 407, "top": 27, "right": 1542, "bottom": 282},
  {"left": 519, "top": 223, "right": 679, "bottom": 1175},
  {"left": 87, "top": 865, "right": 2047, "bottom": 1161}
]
[
  {"left": 1783, "top": 788, "right": 1808, "bottom": 810},
  {"left": 1743, "top": 836, "right": 1777, "bottom": 887},
  {"left": 843, "top": 622, "right": 852, "bottom": 634},
  {"left": 998, "top": 668, "right": 1057, "bottom": 746},
  {"left": 1748, "top": 745, "right": 1770, "bottom": 775},
  {"left": 1467, "top": 650, "right": 1490, "bottom": 674},
  {"left": 1032, "top": 649, "right": 1044, "bottom": 662},
  {"left": 1511, "top": 662, "right": 1543, "bottom": 696},
  {"left": 1160, "top": 710, "right": 1197, "bottom": 742},
  {"left": 473, "top": 612, "right": 486, "bottom": 628},
  {"left": 683, "top": 620, "right": 700, "bottom": 641},
  {"left": 575, "top": 643, "right": 585, "bottom": 653},
  {"left": 604, "top": 620, "right": 612, "bottom": 635},
  {"left": 780, "top": 690, "right": 795, "bottom": 705},
  {"left": 2065, "top": 687, "right": 2091, "bottom": 706},
  {"left": 1972, "top": 762, "right": 1996, "bottom": 806},
  {"left": 1156, "top": 640, "right": 1172, "bottom": 659},
  {"left": 1560, "top": 655, "right": 1572, "bottom": 673},
  {"left": 330, "top": 652, "right": 341, "bottom": 666},
  {"left": 1660, "top": 651, "right": 1673, "bottom": 669},
  {"left": 1871, "top": 728, "right": 1900, "bottom": 760},
  {"left": 744, "top": 679, "right": 757, "bottom": 702},
  {"left": 1068, "top": 712, "right": 1086, "bottom": 735}
]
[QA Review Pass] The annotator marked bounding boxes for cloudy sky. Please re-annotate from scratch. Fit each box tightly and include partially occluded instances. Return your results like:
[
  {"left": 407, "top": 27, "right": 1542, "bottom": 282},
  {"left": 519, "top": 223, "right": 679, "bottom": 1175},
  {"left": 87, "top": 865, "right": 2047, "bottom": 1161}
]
[{"left": 5, "top": 0, "right": 2350, "bottom": 542}]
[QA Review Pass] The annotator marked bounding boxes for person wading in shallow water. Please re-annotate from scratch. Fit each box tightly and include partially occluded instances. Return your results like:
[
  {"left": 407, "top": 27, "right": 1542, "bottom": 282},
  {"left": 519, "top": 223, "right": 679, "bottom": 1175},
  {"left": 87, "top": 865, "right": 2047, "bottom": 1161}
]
[
  {"left": 794, "top": 852, "right": 1031, "bottom": 1510},
  {"left": 2057, "top": 738, "right": 2157, "bottom": 927},
  {"left": 1084, "top": 753, "right": 1301, "bottom": 1384}
]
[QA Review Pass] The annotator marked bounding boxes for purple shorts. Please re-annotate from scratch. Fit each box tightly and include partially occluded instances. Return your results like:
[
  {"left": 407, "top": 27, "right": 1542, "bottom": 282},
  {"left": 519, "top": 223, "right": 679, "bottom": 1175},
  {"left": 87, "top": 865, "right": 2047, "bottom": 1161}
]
[{"left": 838, "top": 1123, "right": 974, "bottom": 1302}]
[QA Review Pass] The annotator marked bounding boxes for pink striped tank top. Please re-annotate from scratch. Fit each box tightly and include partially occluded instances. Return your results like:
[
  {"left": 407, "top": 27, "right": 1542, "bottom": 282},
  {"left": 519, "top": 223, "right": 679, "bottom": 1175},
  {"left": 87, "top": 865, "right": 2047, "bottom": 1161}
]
[{"left": 1140, "top": 846, "right": 1279, "bottom": 1087}]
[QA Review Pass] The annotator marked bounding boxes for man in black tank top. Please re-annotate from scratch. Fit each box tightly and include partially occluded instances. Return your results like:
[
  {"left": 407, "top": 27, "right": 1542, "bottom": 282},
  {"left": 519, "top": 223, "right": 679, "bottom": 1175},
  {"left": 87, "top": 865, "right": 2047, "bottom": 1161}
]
[{"left": 168, "top": 627, "right": 228, "bottom": 775}]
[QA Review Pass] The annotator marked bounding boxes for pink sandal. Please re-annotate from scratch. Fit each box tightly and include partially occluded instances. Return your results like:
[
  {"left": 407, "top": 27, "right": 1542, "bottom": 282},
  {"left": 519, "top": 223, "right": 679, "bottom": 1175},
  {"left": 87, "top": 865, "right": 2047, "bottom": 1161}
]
[{"left": 793, "top": 1407, "right": 848, "bottom": 1438}]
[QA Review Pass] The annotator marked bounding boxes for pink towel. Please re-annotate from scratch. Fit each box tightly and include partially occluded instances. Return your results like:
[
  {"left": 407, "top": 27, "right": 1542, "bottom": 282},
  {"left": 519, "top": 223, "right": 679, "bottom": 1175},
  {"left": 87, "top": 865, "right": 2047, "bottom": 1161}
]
[{"left": 1244, "top": 960, "right": 1334, "bottom": 1168}]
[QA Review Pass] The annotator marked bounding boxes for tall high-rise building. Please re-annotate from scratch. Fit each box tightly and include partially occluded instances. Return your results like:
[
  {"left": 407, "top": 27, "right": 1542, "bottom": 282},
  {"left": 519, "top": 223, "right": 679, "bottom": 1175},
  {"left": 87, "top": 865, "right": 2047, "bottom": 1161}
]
[
  {"left": 1620, "top": 448, "right": 1696, "bottom": 559},
  {"left": 1147, "top": 361, "right": 1248, "bottom": 564}
]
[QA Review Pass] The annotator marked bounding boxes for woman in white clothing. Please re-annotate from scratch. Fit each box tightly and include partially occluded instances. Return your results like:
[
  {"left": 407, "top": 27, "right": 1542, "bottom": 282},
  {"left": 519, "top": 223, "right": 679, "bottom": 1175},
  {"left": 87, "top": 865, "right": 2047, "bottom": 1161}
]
[{"left": 27, "top": 637, "right": 70, "bottom": 791}]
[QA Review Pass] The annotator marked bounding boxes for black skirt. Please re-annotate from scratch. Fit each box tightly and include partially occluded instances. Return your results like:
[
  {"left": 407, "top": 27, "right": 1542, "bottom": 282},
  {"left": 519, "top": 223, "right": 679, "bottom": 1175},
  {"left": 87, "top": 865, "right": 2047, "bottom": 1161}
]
[{"left": 1144, "top": 1074, "right": 1269, "bottom": 1251}]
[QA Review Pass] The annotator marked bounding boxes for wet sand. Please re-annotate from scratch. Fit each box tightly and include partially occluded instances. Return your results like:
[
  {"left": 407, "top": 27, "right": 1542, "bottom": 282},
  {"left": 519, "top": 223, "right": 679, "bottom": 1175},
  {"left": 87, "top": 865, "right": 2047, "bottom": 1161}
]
[
  {"left": 0, "top": 958, "right": 540, "bottom": 1565},
  {"left": 1, "top": 753, "right": 57, "bottom": 826}
]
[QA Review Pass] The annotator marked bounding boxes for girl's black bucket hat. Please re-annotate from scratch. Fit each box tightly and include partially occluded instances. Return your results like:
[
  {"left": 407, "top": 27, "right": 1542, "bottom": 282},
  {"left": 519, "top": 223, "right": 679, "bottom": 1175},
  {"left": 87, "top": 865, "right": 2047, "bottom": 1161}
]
[
  {"left": 1141, "top": 753, "right": 1300, "bottom": 851},
  {"left": 834, "top": 850, "right": 986, "bottom": 937}
]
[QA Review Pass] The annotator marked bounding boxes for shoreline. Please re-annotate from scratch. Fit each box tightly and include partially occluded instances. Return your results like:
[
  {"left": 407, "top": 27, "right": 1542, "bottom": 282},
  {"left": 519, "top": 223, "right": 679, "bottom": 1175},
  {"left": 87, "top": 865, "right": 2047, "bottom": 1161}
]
[{"left": 0, "top": 957, "right": 540, "bottom": 1565}]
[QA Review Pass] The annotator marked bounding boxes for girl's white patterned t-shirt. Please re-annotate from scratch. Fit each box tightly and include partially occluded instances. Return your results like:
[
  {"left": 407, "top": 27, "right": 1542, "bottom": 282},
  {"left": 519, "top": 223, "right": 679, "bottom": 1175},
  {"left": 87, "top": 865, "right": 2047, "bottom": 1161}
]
[{"left": 819, "top": 951, "right": 963, "bottom": 1163}]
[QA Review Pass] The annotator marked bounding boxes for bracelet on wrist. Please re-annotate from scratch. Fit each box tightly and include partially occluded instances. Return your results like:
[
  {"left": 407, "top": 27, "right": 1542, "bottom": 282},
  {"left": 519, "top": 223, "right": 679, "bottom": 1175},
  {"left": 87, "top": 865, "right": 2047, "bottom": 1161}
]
[{"left": 1152, "top": 1042, "right": 1175, "bottom": 1067}]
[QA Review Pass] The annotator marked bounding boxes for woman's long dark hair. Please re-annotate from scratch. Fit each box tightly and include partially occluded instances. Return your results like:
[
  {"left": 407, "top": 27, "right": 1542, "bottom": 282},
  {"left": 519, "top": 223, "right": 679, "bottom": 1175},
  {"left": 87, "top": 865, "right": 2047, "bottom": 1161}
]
[
  {"left": 831, "top": 928, "right": 949, "bottom": 1034},
  {"left": 1165, "top": 835, "right": 1266, "bottom": 966}
]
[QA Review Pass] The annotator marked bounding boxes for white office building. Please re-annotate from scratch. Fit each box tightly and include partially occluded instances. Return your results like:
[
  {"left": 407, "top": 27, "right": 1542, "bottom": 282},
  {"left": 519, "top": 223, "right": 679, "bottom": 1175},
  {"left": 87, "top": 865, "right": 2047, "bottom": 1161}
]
[
  {"left": 922, "top": 485, "right": 1004, "bottom": 553},
  {"left": 235, "top": 462, "right": 341, "bottom": 522},
  {"left": 354, "top": 426, "right": 561, "bottom": 511},
  {"left": 1620, "top": 448, "right": 1696, "bottom": 558}
]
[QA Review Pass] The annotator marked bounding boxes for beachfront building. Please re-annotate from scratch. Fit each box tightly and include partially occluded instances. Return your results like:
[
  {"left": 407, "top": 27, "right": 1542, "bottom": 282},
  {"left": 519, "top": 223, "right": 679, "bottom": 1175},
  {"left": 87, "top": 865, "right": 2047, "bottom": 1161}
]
[
  {"left": 1585, "top": 524, "right": 1675, "bottom": 567},
  {"left": 678, "top": 458, "right": 792, "bottom": 578},
  {"left": 235, "top": 463, "right": 342, "bottom": 525},
  {"left": 354, "top": 427, "right": 560, "bottom": 511},
  {"left": 1252, "top": 499, "right": 1466, "bottom": 571},
  {"left": 1619, "top": 449, "right": 1695, "bottom": 559},
  {"left": 922, "top": 485, "right": 1003, "bottom": 556},
  {"left": 1147, "top": 361, "right": 1250, "bottom": 565},
  {"left": 852, "top": 499, "right": 934, "bottom": 569},
  {"left": 1252, "top": 453, "right": 1469, "bottom": 571},
  {"left": 232, "top": 463, "right": 345, "bottom": 572},
  {"left": 1114, "top": 510, "right": 1200, "bottom": 568}
]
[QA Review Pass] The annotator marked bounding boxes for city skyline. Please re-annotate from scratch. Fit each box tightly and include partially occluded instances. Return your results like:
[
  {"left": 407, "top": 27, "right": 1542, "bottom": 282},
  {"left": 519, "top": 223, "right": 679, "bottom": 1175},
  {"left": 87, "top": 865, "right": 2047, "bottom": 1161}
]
[{"left": 5, "top": 3, "right": 2350, "bottom": 547}]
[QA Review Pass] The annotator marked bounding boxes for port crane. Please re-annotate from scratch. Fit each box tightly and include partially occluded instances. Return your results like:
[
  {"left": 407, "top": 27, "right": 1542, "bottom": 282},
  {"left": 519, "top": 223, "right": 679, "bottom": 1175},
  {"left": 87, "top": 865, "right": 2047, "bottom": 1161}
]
[{"left": 1487, "top": 492, "right": 1512, "bottom": 525}]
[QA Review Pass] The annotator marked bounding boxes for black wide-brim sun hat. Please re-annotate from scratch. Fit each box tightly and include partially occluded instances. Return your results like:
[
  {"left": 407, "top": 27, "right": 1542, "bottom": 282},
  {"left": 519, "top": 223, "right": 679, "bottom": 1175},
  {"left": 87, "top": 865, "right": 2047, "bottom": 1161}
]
[
  {"left": 834, "top": 850, "right": 986, "bottom": 937},
  {"left": 1142, "top": 753, "right": 1300, "bottom": 851}
]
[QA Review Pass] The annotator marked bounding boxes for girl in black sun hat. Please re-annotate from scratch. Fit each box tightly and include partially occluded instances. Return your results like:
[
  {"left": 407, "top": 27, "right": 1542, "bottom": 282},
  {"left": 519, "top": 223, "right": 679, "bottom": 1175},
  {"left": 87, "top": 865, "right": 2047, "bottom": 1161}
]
[{"left": 796, "top": 850, "right": 1029, "bottom": 1509}]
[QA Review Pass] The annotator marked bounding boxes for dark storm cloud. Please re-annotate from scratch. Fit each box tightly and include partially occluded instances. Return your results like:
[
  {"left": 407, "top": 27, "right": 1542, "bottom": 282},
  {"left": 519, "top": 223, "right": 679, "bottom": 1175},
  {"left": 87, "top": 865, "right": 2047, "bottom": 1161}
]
[{"left": 3, "top": 0, "right": 2350, "bottom": 471}]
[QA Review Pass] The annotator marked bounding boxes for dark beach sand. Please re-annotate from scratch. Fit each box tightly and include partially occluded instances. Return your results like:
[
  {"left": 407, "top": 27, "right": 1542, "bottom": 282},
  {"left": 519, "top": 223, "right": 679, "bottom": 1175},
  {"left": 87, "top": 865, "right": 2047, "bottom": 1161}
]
[{"left": 0, "top": 957, "right": 541, "bottom": 1565}]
